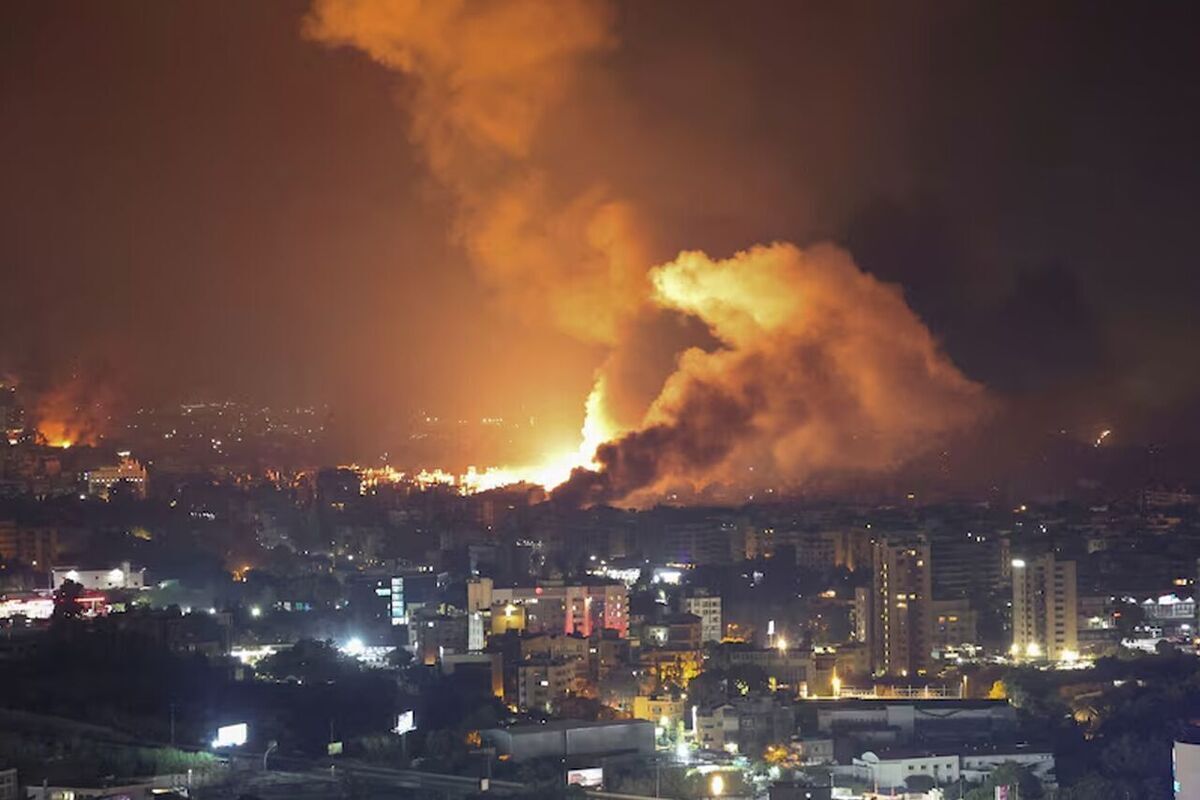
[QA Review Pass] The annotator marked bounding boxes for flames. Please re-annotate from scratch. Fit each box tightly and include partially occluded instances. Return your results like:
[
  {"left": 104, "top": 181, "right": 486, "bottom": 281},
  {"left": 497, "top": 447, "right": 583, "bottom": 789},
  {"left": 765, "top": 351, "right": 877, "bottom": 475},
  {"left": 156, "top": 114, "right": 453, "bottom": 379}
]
[
  {"left": 359, "top": 380, "right": 617, "bottom": 494},
  {"left": 32, "top": 378, "right": 108, "bottom": 448},
  {"left": 554, "top": 244, "right": 988, "bottom": 505},
  {"left": 457, "top": 378, "right": 618, "bottom": 491},
  {"left": 38, "top": 421, "right": 80, "bottom": 449},
  {"left": 306, "top": 0, "right": 989, "bottom": 504}
]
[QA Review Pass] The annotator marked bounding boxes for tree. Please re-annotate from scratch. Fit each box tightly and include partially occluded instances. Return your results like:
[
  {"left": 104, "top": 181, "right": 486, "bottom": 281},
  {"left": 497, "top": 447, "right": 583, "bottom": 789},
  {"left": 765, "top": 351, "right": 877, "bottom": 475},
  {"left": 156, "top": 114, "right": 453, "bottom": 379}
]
[
  {"left": 1112, "top": 599, "right": 1145, "bottom": 638},
  {"left": 905, "top": 774, "right": 936, "bottom": 792},
  {"left": 51, "top": 579, "right": 85, "bottom": 622},
  {"left": 964, "top": 763, "right": 1044, "bottom": 800},
  {"left": 386, "top": 647, "right": 413, "bottom": 669},
  {"left": 256, "top": 639, "right": 353, "bottom": 683},
  {"left": 1056, "top": 773, "right": 1140, "bottom": 800}
]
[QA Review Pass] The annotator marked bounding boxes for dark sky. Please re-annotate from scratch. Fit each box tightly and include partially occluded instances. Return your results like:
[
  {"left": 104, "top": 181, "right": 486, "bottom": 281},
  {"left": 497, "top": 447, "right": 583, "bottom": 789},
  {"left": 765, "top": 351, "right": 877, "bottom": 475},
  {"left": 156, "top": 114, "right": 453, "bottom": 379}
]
[{"left": 3, "top": 1, "right": 1199, "bottom": 454}]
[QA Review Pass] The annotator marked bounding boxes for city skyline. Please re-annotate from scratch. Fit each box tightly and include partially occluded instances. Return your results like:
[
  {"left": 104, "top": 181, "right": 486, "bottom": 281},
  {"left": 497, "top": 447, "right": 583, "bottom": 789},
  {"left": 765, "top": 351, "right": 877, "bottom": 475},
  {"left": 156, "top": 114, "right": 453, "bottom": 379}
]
[{"left": 3, "top": 1, "right": 1200, "bottom": 488}]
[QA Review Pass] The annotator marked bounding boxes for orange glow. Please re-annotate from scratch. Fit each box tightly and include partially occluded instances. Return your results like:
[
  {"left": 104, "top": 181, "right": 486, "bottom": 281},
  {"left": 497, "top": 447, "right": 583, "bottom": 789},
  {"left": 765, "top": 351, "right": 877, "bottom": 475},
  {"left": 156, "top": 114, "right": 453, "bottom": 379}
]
[
  {"left": 457, "top": 378, "right": 618, "bottom": 491},
  {"left": 308, "top": 5, "right": 987, "bottom": 506},
  {"left": 345, "top": 379, "right": 620, "bottom": 495},
  {"left": 37, "top": 420, "right": 80, "bottom": 449},
  {"left": 32, "top": 377, "right": 108, "bottom": 449}
]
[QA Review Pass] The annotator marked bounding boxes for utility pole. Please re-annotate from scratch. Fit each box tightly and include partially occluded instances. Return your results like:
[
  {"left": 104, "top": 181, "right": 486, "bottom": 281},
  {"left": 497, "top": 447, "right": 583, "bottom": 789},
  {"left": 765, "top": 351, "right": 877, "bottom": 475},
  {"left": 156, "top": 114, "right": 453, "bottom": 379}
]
[{"left": 169, "top": 702, "right": 176, "bottom": 747}]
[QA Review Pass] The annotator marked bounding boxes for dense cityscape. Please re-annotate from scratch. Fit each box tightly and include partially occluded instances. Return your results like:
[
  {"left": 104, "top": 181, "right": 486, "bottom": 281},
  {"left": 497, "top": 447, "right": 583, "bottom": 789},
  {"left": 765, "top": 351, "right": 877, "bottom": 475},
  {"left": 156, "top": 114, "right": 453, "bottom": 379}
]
[
  {"left": 2, "top": 385, "right": 1200, "bottom": 799},
  {"left": 5, "top": 1, "right": 1200, "bottom": 799}
]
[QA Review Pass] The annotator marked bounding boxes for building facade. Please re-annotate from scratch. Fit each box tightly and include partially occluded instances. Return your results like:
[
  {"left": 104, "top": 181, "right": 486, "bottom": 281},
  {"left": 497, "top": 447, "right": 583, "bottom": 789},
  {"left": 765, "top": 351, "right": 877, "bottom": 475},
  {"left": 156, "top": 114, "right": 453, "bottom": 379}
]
[
  {"left": 1012, "top": 553, "right": 1078, "bottom": 661},
  {"left": 870, "top": 537, "right": 933, "bottom": 677},
  {"left": 683, "top": 592, "right": 723, "bottom": 643}
]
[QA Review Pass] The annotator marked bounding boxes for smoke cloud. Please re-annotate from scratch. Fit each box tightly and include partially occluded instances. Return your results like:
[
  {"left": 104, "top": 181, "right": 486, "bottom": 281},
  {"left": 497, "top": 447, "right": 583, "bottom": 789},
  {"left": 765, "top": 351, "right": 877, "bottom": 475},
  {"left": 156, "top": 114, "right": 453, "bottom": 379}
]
[
  {"left": 30, "top": 372, "right": 113, "bottom": 448},
  {"left": 556, "top": 243, "right": 988, "bottom": 504},
  {"left": 305, "top": 2, "right": 989, "bottom": 503},
  {"left": 305, "top": 0, "right": 648, "bottom": 344}
]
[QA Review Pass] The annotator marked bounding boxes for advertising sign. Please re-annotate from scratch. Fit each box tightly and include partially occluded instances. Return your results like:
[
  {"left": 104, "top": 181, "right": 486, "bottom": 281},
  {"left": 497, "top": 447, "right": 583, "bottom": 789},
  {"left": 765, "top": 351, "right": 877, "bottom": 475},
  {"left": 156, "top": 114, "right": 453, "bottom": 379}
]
[
  {"left": 567, "top": 768, "right": 603, "bottom": 788},
  {"left": 211, "top": 723, "right": 248, "bottom": 748}
]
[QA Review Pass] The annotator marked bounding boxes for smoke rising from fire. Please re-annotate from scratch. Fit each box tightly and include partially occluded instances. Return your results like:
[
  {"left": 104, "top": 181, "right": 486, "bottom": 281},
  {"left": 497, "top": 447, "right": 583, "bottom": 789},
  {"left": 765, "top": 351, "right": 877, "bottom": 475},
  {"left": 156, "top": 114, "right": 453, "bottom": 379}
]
[
  {"left": 305, "top": 0, "right": 647, "bottom": 344},
  {"left": 556, "top": 243, "right": 988, "bottom": 504},
  {"left": 30, "top": 374, "right": 112, "bottom": 448},
  {"left": 305, "top": 1, "right": 989, "bottom": 503}
]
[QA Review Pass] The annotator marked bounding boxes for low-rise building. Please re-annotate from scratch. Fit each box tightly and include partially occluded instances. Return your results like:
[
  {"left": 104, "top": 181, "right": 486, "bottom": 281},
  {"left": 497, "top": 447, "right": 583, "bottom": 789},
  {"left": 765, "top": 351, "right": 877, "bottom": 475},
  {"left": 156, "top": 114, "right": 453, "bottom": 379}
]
[
  {"left": 51, "top": 561, "right": 144, "bottom": 591},
  {"left": 814, "top": 699, "right": 1017, "bottom": 746},
  {"left": 693, "top": 696, "right": 796, "bottom": 754},
  {"left": 411, "top": 610, "right": 469, "bottom": 665},
  {"left": 84, "top": 454, "right": 148, "bottom": 500},
  {"left": 693, "top": 703, "right": 740, "bottom": 752},
  {"left": 682, "top": 591, "right": 723, "bottom": 643},
  {"left": 490, "top": 581, "right": 628, "bottom": 638},
  {"left": 852, "top": 746, "right": 1055, "bottom": 792},
  {"left": 483, "top": 719, "right": 654, "bottom": 762},
  {"left": 0, "top": 767, "right": 16, "bottom": 800},
  {"left": 853, "top": 749, "right": 961, "bottom": 789},
  {"left": 632, "top": 694, "right": 686, "bottom": 727},
  {"left": 516, "top": 658, "right": 580, "bottom": 712}
]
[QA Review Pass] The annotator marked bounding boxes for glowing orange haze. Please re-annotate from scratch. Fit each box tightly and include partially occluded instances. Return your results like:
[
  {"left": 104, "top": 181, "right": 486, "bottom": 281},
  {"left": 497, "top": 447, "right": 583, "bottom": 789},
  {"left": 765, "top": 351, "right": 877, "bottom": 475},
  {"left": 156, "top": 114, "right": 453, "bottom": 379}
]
[
  {"left": 33, "top": 380, "right": 106, "bottom": 449},
  {"left": 306, "top": 0, "right": 988, "bottom": 503}
]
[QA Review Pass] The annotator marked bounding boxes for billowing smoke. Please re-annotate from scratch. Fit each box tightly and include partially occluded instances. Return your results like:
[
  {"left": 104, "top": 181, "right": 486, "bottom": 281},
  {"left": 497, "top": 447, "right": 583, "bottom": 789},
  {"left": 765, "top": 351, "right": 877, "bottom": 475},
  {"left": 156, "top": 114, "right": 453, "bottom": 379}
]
[
  {"left": 30, "top": 372, "right": 112, "bottom": 448},
  {"left": 305, "top": 0, "right": 648, "bottom": 344},
  {"left": 555, "top": 243, "right": 988, "bottom": 504},
  {"left": 305, "top": 1, "right": 989, "bottom": 504}
]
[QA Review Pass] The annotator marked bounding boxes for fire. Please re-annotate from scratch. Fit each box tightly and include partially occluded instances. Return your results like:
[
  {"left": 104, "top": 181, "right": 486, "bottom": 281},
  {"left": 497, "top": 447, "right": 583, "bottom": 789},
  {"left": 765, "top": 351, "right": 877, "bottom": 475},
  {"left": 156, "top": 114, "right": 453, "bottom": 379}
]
[
  {"left": 349, "top": 381, "right": 620, "bottom": 495},
  {"left": 37, "top": 420, "right": 79, "bottom": 449},
  {"left": 30, "top": 374, "right": 110, "bottom": 449},
  {"left": 306, "top": 3, "right": 989, "bottom": 505},
  {"left": 462, "top": 378, "right": 617, "bottom": 491},
  {"left": 443, "top": 380, "right": 617, "bottom": 493}
]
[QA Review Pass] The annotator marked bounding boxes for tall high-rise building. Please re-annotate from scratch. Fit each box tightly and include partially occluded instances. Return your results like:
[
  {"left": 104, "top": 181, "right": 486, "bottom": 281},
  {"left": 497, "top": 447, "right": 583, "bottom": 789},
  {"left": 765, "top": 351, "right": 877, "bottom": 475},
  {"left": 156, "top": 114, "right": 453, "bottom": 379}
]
[
  {"left": 1012, "top": 553, "right": 1078, "bottom": 661},
  {"left": 869, "top": 537, "right": 933, "bottom": 678}
]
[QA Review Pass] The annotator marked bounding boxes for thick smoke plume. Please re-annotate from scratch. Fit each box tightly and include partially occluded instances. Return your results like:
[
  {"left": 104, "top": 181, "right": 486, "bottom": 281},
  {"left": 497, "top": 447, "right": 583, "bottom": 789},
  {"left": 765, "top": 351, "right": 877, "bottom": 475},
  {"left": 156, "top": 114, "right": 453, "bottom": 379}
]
[
  {"left": 305, "top": 0, "right": 647, "bottom": 344},
  {"left": 31, "top": 373, "right": 112, "bottom": 448},
  {"left": 554, "top": 243, "right": 987, "bottom": 504},
  {"left": 305, "top": 2, "right": 989, "bottom": 504}
]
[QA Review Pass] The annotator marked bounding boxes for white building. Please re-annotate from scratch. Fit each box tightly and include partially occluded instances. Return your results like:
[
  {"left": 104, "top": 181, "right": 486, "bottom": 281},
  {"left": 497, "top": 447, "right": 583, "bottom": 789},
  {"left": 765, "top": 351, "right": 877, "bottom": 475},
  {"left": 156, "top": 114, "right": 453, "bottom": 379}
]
[
  {"left": 85, "top": 453, "right": 148, "bottom": 500},
  {"left": 854, "top": 750, "right": 960, "bottom": 790},
  {"left": 854, "top": 748, "right": 1055, "bottom": 792},
  {"left": 693, "top": 704, "right": 739, "bottom": 752},
  {"left": 1143, "top": 594, "right": 1196, "bottom": 621},
  {"left": 683, "top": 593, "right": 723, "bottom": 643},
  {"left": 52, "top": 561, "right": 145, "bottom": 591},
  {"left": 962, "top": 750, "right": 1056, "bottom": 783},
  {"left": 1175, "top": 739, "right": 1200, "bottom": 799}
]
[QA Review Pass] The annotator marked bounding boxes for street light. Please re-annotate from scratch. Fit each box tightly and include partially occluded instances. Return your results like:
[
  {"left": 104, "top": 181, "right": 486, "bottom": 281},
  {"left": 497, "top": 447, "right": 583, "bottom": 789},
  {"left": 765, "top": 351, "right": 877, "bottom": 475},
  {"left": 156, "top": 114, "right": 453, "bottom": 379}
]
[{"left": 263, "top": 740, "right": 278, "bottom": 771}]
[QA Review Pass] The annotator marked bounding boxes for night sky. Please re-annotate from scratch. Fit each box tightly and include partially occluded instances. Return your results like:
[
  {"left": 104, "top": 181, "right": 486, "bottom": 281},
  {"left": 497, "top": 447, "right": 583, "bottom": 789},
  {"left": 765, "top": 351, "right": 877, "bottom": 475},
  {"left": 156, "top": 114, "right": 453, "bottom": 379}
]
[{"left": 3, "top": 1, "right": 1199, "bottom": 458}]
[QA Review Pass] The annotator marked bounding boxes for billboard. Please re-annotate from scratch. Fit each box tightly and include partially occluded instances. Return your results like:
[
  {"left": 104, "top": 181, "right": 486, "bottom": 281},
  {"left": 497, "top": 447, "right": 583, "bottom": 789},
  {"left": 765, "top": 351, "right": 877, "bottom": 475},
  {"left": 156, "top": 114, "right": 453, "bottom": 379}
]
[
  {"left": 211, "top": 723, "right": 248, "bottom": 748},
  {"left": 394, "top": 710, "right": 416, "bottom": 735},
  {"left": 567, "top": 768, "right": 603, "bottom": 788}
]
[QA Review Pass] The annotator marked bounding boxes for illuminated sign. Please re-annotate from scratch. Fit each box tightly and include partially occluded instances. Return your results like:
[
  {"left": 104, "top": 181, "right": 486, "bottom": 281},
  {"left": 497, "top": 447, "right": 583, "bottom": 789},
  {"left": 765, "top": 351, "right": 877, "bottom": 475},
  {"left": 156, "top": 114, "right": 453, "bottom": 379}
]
[
  {"left": 394, "top": 710, "right": 416, "bottom": 735},
  {"left": 567, "top": 768, "right": 603, "bottom": 788},
  {"left": 211, "top": 723, "right": 248, "bottom": 748},
  {"left": 327, "top": 741, "right": 343, "bottom": 756}
]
